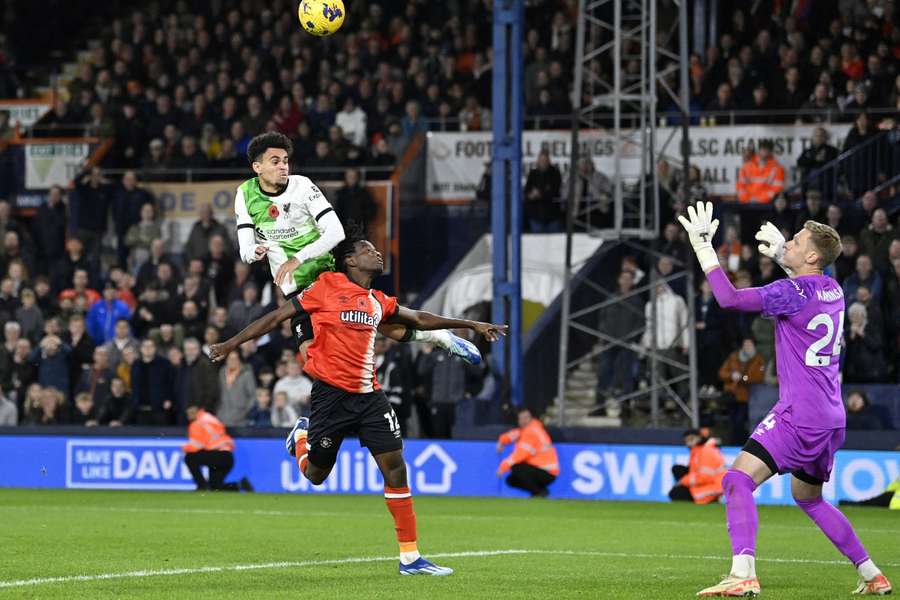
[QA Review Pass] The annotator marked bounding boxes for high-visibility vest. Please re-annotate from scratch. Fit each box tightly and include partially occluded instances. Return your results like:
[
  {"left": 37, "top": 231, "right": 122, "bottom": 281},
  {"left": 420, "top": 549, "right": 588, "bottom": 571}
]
[
  {"left": 735, "top": 155, "right": 785, "bottom": 204},
  {"left": 183, "top": 409, "right": 235, "bottom": 453},
  {"left": 680, "top": 439, "right": 727, "bottom": 504},
  {"left": 498, "top": 419, "right": 560, "bottom": 476}
]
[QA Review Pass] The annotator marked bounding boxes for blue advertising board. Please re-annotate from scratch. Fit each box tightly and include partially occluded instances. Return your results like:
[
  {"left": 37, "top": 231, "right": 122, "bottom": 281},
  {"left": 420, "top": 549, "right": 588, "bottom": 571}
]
[{"left": 0, "top": 435, "right": 896, "bottom": 504}]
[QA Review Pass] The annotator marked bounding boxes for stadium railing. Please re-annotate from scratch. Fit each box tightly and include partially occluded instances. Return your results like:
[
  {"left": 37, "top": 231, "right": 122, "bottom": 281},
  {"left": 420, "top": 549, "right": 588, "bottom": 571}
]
[{"left": 781, "top": 127, "right": 900, "bottom": 206}]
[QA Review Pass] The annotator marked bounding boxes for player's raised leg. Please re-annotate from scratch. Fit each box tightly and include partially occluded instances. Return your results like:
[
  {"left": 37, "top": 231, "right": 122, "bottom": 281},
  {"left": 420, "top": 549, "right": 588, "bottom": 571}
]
[
  {"left": 373, "top": 449, "right": 453, "bottom": 576},
  {"left": 791, "top": 475, "right": 892, "bottom": 596},
  {"left": 378, "top": 322, "right": 482, "bottom": 365},
  {"left": 696, "top": 450, "right": 771, "bottom": 597}
]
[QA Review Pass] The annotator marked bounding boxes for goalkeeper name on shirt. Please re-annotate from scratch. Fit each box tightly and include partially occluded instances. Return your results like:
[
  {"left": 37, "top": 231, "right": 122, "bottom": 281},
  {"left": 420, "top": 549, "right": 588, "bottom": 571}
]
[{"left": 235, "top": 175, "right": 338, "bottom": 297}]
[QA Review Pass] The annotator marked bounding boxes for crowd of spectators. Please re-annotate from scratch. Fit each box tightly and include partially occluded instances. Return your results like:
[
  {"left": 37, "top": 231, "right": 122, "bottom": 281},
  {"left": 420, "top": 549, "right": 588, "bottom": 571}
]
[
  {"left": 24, "top": 0, "right": 578, "bottom": 179},
  {"left": 0, "top": 174, "right": 491, "bottom": 429},
  {"left": 678, "top": 1, "right": 900, "bottom": 124}
]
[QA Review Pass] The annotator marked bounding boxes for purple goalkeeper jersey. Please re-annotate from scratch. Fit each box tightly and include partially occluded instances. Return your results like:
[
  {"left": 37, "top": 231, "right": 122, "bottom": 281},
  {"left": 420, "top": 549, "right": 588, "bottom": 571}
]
[{"left": 757, "top": 274, "right": 846, "bottom": 430}]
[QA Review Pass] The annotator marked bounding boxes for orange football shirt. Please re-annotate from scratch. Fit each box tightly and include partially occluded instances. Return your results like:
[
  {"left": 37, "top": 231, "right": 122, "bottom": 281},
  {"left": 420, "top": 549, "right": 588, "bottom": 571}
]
[{"left": 291, "top": 271, "right": 398, "bottom": 393}]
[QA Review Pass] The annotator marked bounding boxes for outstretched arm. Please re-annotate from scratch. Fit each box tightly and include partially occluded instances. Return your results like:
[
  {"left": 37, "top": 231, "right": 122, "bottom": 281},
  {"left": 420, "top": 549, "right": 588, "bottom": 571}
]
[
  {"left": 706, "top": 268, "right": 764, "bottom": 312},
  {"left": 678, "top": 202, "right": 764, "bottom": 313},
  {"left": 385, "top": 306, "right": 508, "bottom": 342},
  {"left": 209, "top": 301, "right": 297, "bottom": 362}
]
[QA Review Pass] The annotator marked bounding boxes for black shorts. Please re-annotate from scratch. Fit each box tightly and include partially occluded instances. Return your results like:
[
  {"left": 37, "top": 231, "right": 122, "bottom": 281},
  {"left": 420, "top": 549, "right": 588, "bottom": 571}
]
[{"left": 307, "top": 379, "right": 403, "bottom": 468}]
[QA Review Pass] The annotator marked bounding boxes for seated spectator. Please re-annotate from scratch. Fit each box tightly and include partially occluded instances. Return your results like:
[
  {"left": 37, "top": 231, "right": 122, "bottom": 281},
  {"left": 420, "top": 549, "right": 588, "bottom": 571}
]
[
  {"left": 31, "top": 334, "right": 71, "bottom": 403},
  {"left": 735, "top": 141, "right": 784, "bottom": 204},
  {"left": 496, "top": 408, "right": 559, "bottom": 498},
  {"left": 273, "top": 358, "right": 312, "bottom": 412},
  {"left": 794, "top": 190, "right": 828, "bottom": 232},
  {"left": 459, "top": 95, "right": 491, "bottom": 132},
  {"left": 99, "top": 376, "right": 131, "bottom": 426},
  {"left": 844, "top": 302, "right": 887, "bottom": 383},
  {"left": 596, "top": 271, "right": 642, "bottom": 401},
  {"left": 859, "top": 209, "right": 896, "bottom": 274},
  {"left": 668, "top": 428, "right": 726, "bottom": 503},
  {"left": 0, "top": 389, "right": 16, "bottom": 425},
  {"left": 112, "top": 171, "right": 153, "bottom": 267},
  {"left": 797, "top": 127, "right": 839, "bottom": 197},
  {"left": 75, "top": 346, "right": 113, "bottom": 408},
  {"left": 523, "top": 150, "right": 563, "bottom": 232},
  {"left": 335, "top": 96, "right": 367, "bottom": 148},
  {"left": 270, "top": 390, "right": 299, "bottom": 427},
  {"left": 131, "top": 338, "right": 176, "bottom": 425},
  {"left": 718, "top": 337, "right": 765, "bottom": 444},
  {"left": 217, "top": 351, "right": 256, "bottom": 427},
  {"left": 717, "top": 224, "right": 743, "bottom": 273},
  {"left": 226, "top": 282, "right": 265, "bottom": 334},
  {"left": 845, "top": 390, "right": 884, "bottom": 430},
  {"left": 102, "top": 318, "right": 138, "bottom": 369},
  {"left": 248, "top": 387, "right": 272, "bottom": 427},
  {"left": 25, "top": 386, "right": 69, "bottom": 425},
  {"left": 58, "top": 268, "right": 101, "bottom": 309},
  {"left": 334, "top": 168, "right": 378, "bottom": 233},
  {"left": 843, "top": 254, "right": 883, "bottom": 304},
  {"left": 182, "top": 405, "right": 251, "bottom": 492},
  {"left": 15, "top": 288, "right": 44, "bottom": 345},
  {"left": 801, "top": 83, "right": 837, "bottom": 122},
  {"left": 70, "top": 392, "right": 100, "bottom": 426},
  {"left": 184, "top": 204, "right": 230, "bottom": 263},
  {"left": 124, "top": 203, "right": 163, "bottom": 269},
  {"left": 87, "top": 281, "right": 132, "bottom": 345}
]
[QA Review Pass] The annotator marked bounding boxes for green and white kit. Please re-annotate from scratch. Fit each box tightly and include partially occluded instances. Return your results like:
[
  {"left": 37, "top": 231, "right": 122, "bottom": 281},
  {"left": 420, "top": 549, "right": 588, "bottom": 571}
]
[{"left": 235, "top": 175, "right": 336, "bottom": 296}]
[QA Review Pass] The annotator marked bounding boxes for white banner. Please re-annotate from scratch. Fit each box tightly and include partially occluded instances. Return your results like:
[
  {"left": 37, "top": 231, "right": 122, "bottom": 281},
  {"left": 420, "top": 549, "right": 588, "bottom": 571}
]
[
  {"left": 425, "top": 124, "right": 848, "bottom": 202},
  {"left": 0, "top": 100, "right": 51, "bottom": 128},
  {"left": 24, "top": 142, "right": 91, "bottom": 189}
]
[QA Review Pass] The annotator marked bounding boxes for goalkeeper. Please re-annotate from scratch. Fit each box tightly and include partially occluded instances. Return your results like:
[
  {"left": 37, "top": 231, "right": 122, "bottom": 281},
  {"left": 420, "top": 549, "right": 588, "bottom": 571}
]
[{"left": 234, "top": 132, "right": 481, "bottom": 364}]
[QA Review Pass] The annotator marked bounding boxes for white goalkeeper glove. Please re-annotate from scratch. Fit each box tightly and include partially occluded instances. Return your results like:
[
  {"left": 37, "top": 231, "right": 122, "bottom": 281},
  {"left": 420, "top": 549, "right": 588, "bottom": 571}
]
[
  {"left": 755, "top": 221, "right": 794, "bottom": 277},
  {"left": 677, "top": 201, "right": 720, "bottom": 272}
]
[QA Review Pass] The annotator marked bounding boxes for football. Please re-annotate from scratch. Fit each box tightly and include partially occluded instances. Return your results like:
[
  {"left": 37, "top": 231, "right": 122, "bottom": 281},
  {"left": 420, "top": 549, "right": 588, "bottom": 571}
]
[{"left": 298, "top": 0, "right": 345, "bottom": 36}]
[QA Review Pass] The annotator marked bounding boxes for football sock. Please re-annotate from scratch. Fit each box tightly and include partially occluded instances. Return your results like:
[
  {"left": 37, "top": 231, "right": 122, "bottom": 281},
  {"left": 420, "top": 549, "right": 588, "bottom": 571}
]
[
  {"left": 795, "top": 497, "right": 871, "bottom": 569},
  {"left": 411, "top": 329, "right": 451, "bottom": 348},
  {"left": 857, "top": 559, "right": 882, "bottom": 582},
  {"left": 294, "top": 434, "right": 309, "bottom": 476},
  {"left": 722, "top": 469, "right": 759, "bottom": 574},
  {"left": 384, "top": 486, "right": 420, "bottom": 565}
]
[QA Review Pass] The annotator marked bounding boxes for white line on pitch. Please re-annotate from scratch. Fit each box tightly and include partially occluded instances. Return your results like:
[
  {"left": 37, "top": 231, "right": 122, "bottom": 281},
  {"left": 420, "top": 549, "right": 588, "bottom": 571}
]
[
  {"left": 1, "top": 549, "right": 897, "bottom": 589},
  {"left": 0, "top": 503, "right": 896, "bottom": 535}
]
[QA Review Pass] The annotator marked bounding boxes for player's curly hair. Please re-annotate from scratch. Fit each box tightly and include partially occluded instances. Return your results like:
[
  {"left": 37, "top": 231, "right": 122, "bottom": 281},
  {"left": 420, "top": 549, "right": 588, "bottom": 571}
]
[
  {"left": 247, "top": 132, "right": 293, "bottom": 164},
  {"left": 333, "top": 221, "right": 368, "bottom": 273}
]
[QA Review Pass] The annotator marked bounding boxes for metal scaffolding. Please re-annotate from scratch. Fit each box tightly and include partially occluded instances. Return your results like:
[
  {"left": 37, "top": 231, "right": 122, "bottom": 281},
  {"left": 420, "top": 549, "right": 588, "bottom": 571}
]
[{"left": 555, "top": 0, "right": 698, "bottom": 427}]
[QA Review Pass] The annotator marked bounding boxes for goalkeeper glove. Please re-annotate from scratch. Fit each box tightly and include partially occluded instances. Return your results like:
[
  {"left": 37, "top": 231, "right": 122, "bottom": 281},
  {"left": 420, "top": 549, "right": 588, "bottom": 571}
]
[
  {"left": 677, "top": 201, "right": 720, "bottom": 272},
  {"left": 755, "top": 221, "right": 794, "bottom": 277}
]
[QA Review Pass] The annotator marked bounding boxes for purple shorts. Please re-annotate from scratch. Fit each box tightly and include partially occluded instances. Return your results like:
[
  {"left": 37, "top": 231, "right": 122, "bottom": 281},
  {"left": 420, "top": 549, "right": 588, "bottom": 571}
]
[{"left": 749, "top": 411, "right": 845, "bottom": 482}]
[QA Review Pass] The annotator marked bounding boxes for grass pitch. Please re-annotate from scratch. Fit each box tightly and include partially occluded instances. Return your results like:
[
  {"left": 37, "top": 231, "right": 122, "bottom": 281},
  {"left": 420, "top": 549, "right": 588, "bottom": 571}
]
[{"left": 0, "top": 489, "right": 896, "bottom": 599}]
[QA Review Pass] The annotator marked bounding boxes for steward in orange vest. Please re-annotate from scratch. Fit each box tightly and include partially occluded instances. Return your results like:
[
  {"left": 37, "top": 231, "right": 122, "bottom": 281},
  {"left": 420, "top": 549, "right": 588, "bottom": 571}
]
[
  {"left": 182, "top": 406, "right": 252, "bottom": 492},
  {"left": 735, "top": 141, "right": 785, "bottom": 204},
  {"left": 496, "top": 408, "right": 559, "bottom": 497},
  {"left": 669, "top": 428, "right": 726, "bottom": 504}
]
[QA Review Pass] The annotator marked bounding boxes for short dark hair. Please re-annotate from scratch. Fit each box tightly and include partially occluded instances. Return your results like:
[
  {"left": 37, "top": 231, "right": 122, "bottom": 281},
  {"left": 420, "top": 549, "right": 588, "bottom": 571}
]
[
  {"left": 758, "top": 140, "right": 774, "bottom": 151},
  {"left": 332, "top": 221, "right": 367, "bottom": 273},
  {"left": 247, "top": 132, "right": 293, "bottom": 164}
]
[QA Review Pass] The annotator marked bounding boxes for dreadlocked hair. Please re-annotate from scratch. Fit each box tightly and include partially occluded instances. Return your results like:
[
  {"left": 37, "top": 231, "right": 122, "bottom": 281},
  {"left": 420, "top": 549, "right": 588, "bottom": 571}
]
[{"left": 333, "top": 221, "right": 367, "bottom": 273}]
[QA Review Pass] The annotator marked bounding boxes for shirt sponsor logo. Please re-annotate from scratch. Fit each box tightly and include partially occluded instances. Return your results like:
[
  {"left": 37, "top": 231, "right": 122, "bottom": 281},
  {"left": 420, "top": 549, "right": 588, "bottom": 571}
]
[
  {"left": 340, "top": 310, "right": 378, "bottom": 328},
  {"left": 259, "top": 226, "right": 300, "bottom": 241}
]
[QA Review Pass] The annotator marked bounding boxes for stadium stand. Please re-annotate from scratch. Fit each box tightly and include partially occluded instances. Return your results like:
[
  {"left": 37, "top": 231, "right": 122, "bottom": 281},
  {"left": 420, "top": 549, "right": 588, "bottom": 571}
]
[{"left": 0, "top": 0, "right": 897, "bottom": 438}]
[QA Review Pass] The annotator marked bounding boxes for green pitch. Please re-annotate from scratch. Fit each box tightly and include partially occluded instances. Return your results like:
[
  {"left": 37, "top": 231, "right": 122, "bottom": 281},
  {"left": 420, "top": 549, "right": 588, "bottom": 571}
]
[{"left": 0, "top": 489, "right": 895, "bottom": 599}]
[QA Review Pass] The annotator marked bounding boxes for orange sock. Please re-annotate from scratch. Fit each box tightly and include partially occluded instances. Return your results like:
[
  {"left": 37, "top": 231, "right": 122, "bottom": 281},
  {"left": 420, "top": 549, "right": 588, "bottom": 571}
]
[
  {"left": 385, "top": 486, "right": 419, "bottom": 563},
  {"left": 294, "top": 434, "right": 309, "bottom": 475}
]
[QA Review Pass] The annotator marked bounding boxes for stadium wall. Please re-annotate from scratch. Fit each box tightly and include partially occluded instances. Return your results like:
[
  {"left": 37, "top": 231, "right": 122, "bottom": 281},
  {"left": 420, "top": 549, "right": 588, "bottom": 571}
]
[{"left": 0, "top": 434, "right": 895, "bottom": 505}]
